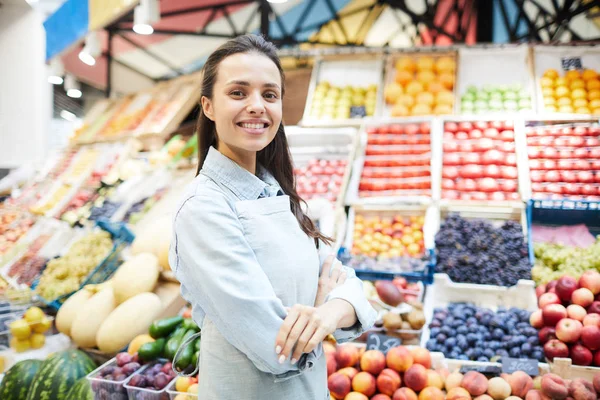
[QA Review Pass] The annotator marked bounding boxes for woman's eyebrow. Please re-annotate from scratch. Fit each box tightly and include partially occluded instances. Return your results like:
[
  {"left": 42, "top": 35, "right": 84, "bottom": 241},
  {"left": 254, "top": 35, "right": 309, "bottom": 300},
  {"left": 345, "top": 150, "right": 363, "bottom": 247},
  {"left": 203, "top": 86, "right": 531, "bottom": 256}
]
[{"left": 226, "top": 80, "right": 280, "bottom": 90}]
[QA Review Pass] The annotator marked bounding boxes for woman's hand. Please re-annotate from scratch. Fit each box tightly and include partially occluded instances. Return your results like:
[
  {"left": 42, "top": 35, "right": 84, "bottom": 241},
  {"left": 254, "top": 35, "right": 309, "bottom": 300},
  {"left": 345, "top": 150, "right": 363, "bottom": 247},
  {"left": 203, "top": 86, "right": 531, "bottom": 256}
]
[
  {"left": 314, "top": 255, "right": 347, "bottom": 307},
  {"left": 274, "top": 304, "right": 338, "bottom": 365}
]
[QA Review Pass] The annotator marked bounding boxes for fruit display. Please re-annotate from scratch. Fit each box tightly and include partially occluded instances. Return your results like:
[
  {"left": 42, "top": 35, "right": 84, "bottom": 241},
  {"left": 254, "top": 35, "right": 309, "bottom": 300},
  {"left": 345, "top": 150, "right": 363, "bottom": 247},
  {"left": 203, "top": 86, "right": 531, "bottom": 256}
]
[
  {"left": 88, "top": 199, "right": 123, "bottom": 221},
  {"left": 29, "top": 183, "right": 73, "bottom": 216},
  {"left": 130, "top": 214, "right": 172, "bottom": 271},
  {"left": 294, "top": 158, "right": 348, "bottom": 203},
  {"left": 141, "top": 83, "right": 198, "bottom": 134},
  {"left": 441, "top": 120, "right": 521, "bottom": 202},
  {"left": 532, "top": 272, "right": 600, "bottom": 366},
  {"left": 122, "top": 188, "right": 167, "bottom": 224},
  {"left": 65, "top": 377, "right": 93, "bottom": 400},
  {"left": 435, "top": 214, "right": 531, "bottom": 286},
  {"left": 384, "top": 55, "right": 456, "bottom": 116},
  {"left": 0, "top": 359, "right": 42, "bottom": 400},
  {"left": 6, "top": 234, "right": 51, "bottom": 286},
  {"left": 61, "top": 147, "right": 100, "bottom": 183},
  {"left": 532, "top": 239, "right": 600, "bottom": 285},
  {"left": 359, "top": 123, "right": 432, "bottom": 198},
  {"left": 6, "top": 306, "right": 53, "bottom": 352},
  {"left": 425, "top": 303, "right": 543, "bottom": 362},
  {"left": 35, "top": 230, "right": 113, "bottom": 301},
  {"left": 308, "top": 81, "right": 378, "bottom": 120},
  {"left": 125, "top": 360, "right": 178, "bottom": 398},
  {"left": 539, "top": 68, "right": 600, "bottom": 114},
  {"left": 26, "top": 349, "right": 97, "bottom": 400},
  {"left": 169, "top": 375, "right": 199, "bottom": 399},
  {"left": 0, "top": 210, "right": 35, "bottom": 257},
  {"left": 88, "top": 352, "right": 145, "bottom": 398},
  {"left": 460, "top": 84, "right": 533, "bottom": 114},
  {"left": 525, "top": 122, "right": 600, "bottom": 200}
]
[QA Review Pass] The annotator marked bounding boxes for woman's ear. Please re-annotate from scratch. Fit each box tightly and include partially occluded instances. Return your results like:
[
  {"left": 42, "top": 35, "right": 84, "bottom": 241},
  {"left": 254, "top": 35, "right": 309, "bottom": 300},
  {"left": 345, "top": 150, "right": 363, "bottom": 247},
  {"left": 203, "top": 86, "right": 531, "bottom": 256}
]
[{"left": 201, "top": 96, "right": 215, "bottom": 121}]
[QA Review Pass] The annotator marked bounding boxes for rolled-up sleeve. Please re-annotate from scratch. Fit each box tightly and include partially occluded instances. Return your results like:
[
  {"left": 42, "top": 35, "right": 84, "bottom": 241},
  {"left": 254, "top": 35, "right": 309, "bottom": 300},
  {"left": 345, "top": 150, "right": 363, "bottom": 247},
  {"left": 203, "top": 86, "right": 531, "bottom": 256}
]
[
  {"left": 170, "top": 194, "right": 319, "bottom": 378},
  {"left": 319, "top": 246, "right": 377, "bottom": 343}
]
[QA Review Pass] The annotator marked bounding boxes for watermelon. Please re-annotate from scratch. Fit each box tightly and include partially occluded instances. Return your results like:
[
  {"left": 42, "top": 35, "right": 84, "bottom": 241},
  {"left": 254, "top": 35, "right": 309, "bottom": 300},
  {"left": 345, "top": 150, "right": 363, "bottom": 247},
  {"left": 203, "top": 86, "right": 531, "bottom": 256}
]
[
  {"left": 26, "top": 349, "right": 96, "bottom": 400},
  {"left": 0, "top": 359, "right": 43, "bottom": 400},
  {"left": 65, "top": 377, "right": 93, "bottom": 400}
]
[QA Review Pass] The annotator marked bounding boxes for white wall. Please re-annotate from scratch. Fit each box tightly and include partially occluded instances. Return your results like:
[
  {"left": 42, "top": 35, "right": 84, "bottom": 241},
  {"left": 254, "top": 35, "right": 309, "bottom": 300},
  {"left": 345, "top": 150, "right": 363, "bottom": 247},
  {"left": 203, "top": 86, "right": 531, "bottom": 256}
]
[{"left": 0, "top": 0, "right": 50, "bottom": 168}]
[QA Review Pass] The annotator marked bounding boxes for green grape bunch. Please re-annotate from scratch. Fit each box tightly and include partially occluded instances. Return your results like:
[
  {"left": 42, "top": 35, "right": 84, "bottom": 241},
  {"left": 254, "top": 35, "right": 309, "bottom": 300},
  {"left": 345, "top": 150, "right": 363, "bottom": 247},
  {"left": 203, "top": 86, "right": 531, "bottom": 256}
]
[{"left": 532, "top": 238, "right": 600, "bottom": 285}]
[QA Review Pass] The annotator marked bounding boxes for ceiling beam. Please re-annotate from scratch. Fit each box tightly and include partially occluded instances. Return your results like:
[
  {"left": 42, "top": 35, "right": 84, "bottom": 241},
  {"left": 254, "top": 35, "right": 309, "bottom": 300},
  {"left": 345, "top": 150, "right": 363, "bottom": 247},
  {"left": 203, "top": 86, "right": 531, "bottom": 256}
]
[
  {"left": 113, "top": 32, "right": 185, "bottom": 76},
  {"left": 159, "top": 0, "right": 255, "bottom": 19},
  {"left": 114, "top": 28, "right": 237, "bottom": 39}
]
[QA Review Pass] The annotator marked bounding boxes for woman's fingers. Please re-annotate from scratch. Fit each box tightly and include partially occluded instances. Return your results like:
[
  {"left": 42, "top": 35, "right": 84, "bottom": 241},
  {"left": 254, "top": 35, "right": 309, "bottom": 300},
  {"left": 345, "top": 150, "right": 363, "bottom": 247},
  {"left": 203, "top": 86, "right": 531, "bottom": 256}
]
[
  {"left": 303, "top": 326, "right": 329, "bottom": 355},
  {"left": 320, "top": 254, "right": 335, "bottom": 278},
  {"left": 338, "top": 270, "right": 347, "bottom": 285},
  {"left": 280, "top": 310, "right": 310, "bottom": 363},
  {"left": 329, "top": 262, "right": 341, "bottom": 283},
  {"left": 291, "top": 319, "right": 318, "bottom": 362},
  {"left": 275, "top": 306, "right": 300, "bottom": 356}
]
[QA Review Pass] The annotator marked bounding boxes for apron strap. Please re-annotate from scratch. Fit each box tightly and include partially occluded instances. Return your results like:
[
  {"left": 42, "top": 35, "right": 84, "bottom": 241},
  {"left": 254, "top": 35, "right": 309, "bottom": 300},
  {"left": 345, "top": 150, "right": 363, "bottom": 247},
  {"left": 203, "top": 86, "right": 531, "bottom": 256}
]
[{"left": 172, "top": 331, "right": 202, "bottom": 377}]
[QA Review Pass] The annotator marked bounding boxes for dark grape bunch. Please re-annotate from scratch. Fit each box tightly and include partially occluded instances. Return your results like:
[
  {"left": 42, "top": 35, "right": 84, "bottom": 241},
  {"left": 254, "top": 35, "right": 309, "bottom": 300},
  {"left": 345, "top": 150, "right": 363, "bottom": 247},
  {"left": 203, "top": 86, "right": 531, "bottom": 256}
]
[
  {"left": 435, "top": 213, "right": 531, "bottom": 286},
  {"left": 426, "top": 303, "right": 544, "bottom": 362}
]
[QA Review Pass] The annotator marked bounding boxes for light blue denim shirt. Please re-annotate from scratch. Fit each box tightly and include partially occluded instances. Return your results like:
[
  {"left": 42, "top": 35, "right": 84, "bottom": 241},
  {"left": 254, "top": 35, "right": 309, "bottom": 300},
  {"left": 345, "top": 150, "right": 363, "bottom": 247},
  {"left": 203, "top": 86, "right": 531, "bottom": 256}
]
[{"left": 169, "top": 147, "right": 376, "bottom": 400}]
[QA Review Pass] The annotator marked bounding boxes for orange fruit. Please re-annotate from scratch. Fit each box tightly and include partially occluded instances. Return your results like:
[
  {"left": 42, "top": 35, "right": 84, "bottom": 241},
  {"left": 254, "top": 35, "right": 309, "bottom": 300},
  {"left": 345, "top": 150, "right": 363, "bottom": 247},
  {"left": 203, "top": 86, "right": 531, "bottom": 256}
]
[
  {"left": 590, "top": 99, "right": 600, "bottom": 109},
  {"left": 570, "top": 79, "right": 586, "bottom": 90},
  {"left": 558, "top": 105, "right": 575, "bottom": 113},
  {"left": 395, "top": 70, "right": 414, "bottom": 86},
  {"left": 588, "top": 90, "right": 600, "bottom": 101},
  {"left": 582, "top": 69, "right": 598, "bottom": 81},
  {"left": 541, "top": 87, "right": 554, "bottom": 97},
  {"left": 543, "top": 69, "right": 559, "bottom": 79},
  {"left": 416, "top": 57, "right": 435, "bottom": 71},
  {"left": 426, "top": 81, "right": 445, "bottom": 94},
  {"left": 434, "top": 104, "right": 453, "bottom": 115},
  {"left": 439, "top": 73, "right": 455, "bottom": 90},
  {"left": 436, "top": 91, "right": 454, "bottom": 106},
  {"left": 576, "top": 107, "right": 591, "bottom": 114},
  {"left": 565, "top": 70, "right": 581, "bottom": 81},
  {"left": 571, "top": 88, "right": 587, "bottom": 100},
  {"left": 555, "top": 86, "right": 570, "bottom": 98},
  {"left": 540, "top": 76, "right": 555, "bottom": 88},
  {"left": 384, "top": 82, "right": 404, "bottom": 104},
  {"left": 391, "top": 103, "right": 410, "bottom": 117},
  {"left": 587, "top": 79, "right": 600, "bottom": 91},
  {"left": 544, "top": 97, "right": 556, "bottom": 106},
  {"left": 412, "top": 104, "right": 432, "bottom": 116},
  {"left": 555, "top": 77, "right": 568, "bottom": 87},
  {"left": 416, "top": 70, "right": 436, "bottom": 85},
  {"left": 435, "top": 56, "right": 456, "bottom": 73},
  {"left": 406, "top": 81, "right": 424, "bottom": 95},
  {"left": 416, "top": 92, "right": 435, "bottom": 106},
  {"left": 395, "top": 57, "right": 416, "bottom": 73},
  {"left": 396, "top": 94, "right": 415, "bottom": 108},
  {"left": 557, "top": 97, "right": 572, "bottom": 106},
  {"left": 593, "top": 108, "right": 600, "bottom": 115},
  {"left": 545, "top": 105, "right": 558, "bottom": 112},
  {"left": 573, "top": 98, "right": 588, "bottom": 108}
]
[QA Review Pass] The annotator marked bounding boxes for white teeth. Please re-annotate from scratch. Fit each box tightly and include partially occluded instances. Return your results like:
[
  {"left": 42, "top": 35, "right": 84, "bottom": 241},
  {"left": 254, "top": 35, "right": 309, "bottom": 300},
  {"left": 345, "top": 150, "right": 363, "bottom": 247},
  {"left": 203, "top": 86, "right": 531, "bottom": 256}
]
[{"left": 240, "top": 123, "right": 265, "bottom": 129}]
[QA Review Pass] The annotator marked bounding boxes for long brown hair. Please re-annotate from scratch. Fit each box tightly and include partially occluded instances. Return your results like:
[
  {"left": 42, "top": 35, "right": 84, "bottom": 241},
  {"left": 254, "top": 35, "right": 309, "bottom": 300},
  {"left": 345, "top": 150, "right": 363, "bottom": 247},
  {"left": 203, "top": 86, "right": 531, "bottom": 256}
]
[{"left": 195, "top": 34, "right": 331, "bottom": 247}]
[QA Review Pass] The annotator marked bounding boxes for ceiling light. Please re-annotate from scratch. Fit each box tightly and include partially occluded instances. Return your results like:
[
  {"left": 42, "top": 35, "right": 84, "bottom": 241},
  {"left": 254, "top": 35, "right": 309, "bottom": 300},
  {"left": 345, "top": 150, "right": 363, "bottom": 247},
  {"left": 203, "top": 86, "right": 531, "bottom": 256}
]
[
  {"left": 133, "top": 0, "right": 160, "bottom": 35},
  {"left": 60, "top": 110, "right": 77, "bottom": 121},
  {"left": 78, "top": 31, "right": 101, "bottom": 66},
  {"left": 64, "top": 74, "right": 82, "bottom": 98},
  {"left": 48, "top": 58, "right": 64, "bottom": 85}
]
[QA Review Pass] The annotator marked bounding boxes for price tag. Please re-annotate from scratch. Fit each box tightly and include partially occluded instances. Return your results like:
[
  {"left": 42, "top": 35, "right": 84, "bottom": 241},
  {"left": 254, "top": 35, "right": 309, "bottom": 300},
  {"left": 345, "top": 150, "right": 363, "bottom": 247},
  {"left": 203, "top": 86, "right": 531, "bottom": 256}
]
[
  {"left": 561, "top": 57, "right": 583, "bottom": 71},
  {"left": 459, "top": 365, "right": 502, "bottom": 376},
  {"left": 350, "top": 106, "right": 367, "bottom": 118},
  {"left": 366, "top": 333, "right": 401, "bottom": 354},
  {"left": 502, "top": 357, "right": 539, "bottom": 376}
]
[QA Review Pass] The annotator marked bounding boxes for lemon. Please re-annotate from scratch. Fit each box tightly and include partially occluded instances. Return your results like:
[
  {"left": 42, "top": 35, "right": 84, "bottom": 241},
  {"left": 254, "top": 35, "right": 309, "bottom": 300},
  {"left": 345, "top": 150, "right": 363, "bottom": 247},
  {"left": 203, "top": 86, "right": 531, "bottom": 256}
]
[
  {"left": 24, "top": 307, "right": 45, "bottom": 325},
  {"left": 30, "top": 333, "right": 46, "bottom": 349},
  {"left": 176, "top": 377, "right": 193, "bottom": 393},
  {"left": 32, "top": 317, "right": 52, "bottom": 334},
  {"left": 187, "top": 384, "right": 199, "bottom": 394},
  {"left": 9, "top": 319, "right": 31, "bottom": 340},
  {"left": 10, "top": 337, "right": 30, "bottom": 353}
]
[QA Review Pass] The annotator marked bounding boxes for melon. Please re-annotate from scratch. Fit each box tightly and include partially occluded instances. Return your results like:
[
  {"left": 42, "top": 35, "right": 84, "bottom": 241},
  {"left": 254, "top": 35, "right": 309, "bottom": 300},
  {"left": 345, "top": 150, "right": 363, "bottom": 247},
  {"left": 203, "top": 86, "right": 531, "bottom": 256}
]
[
  {"left": 131, "top": 215, "right": 172, "bottom": 270},
  {"left": 65, "top": 377, "right": 93, "bottom": 400},
  {"left": 112, "top": 253, "right": 160, "bottom": 304},
  {"left": 0, "top": 359, "right": 42, "bottom": 400},
  {"left": 70, "top": 287, "right": 116, "bottom": 348},
  {"left": 55, "top": 287, "right": 94, "bottom": 336}
]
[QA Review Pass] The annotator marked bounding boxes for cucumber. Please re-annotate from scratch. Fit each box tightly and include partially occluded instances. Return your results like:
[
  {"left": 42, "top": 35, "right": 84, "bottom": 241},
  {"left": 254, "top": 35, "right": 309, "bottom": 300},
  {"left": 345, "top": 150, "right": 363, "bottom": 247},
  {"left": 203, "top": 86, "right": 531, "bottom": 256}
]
[
  {"left": 149, "top": 316, "right": 183, "bottom": 339},
  {"left": 138, "top": 338, "right": 166, "bottom": 362}
]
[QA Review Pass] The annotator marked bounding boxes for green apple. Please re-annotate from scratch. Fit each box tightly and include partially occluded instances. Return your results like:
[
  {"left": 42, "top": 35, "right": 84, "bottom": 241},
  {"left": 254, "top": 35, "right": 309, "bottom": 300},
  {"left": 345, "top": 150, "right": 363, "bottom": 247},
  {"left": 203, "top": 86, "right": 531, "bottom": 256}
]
[
  {"left": 503, "top": 100, "right": 518, "bottom": 111},
  {"left": 503, "top": 91, "right": 517, "bottom": 101}
]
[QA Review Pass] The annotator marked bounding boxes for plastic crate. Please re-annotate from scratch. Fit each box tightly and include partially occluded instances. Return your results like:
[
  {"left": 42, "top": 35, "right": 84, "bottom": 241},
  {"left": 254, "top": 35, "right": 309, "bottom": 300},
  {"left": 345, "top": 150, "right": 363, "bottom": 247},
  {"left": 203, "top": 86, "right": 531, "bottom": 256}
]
[
  {"left": 124, "top": 360, "right": 175, "bottom": 400},
  {"left": 87, "top": 357, "right": 145, "bottom": 399},
  {"left": 166, "top": 378, "right": 198, "bottom": 400},
  {"left": 31, "top": 219, "right": 134, "bottom": 310}
]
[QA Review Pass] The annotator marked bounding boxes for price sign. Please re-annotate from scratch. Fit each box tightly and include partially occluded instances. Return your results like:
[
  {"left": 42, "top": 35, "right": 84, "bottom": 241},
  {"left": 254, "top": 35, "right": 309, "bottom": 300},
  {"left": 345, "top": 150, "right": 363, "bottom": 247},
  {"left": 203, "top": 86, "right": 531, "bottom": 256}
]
[
  {"left": 561, "top": 57, "right": 583, "bottom": 71},
  {"left": 502, "top": 358, "right": 539, "bottom": 376},
  {"left": 366, "top": 333, "right": 401, "bottom": 354},
  {"left": 350, "top": 106, "right": 367, "bottom": 119},
  {"left": 459, "top": 365, "right": 502, "bottom": 376}
]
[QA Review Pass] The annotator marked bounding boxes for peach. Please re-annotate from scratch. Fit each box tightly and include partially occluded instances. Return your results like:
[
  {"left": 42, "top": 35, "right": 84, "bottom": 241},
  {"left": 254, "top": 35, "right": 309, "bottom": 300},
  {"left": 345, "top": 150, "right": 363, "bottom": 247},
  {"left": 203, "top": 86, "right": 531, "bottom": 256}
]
[
  {"left": 345, "top": 393, "right": 369, "bottom": 400},
  {"left": 372, "top": 395, "right": 392, "bottom": 400},
  {"left": 338, "top": 367, "right": 359, "bottom": 380},
  {"left": 446, "top": 372, "right": 464, "bottom": 391},
  {"left": 327, "top": 353, "right": 338, "bottom": 376},
  {"left": 541, "top": 373, "right": 569, "bottom": 400},
  {"left": 526, "top": 389, "right": 551, "bottom": 400},
  {"left": 386, "top": 346, "right": 414, "bottom": 373},
  {"left": 361, "top": 350, "right": 386, "bottom": 375},
  {"left": 508, "top": 371, "right": 533, "bottom": 398},
  {"left": 567, "top": 304, "right": 588, "bottom": 322},
  {"left": 437, "top": 367, "right": 450, "bottom": 381},
  {"left": 579, "top": 270, "right": 600, "bottom": 295},
  {"left": 418, "top": 387, "right": 444, "bottom": 400},
  {"left": 426, "top": 370, "right": 444, "bottom": 390},
  {"left": 352, "top": 372, "right": 376, "bottom": 397},
  {"left": 393, "top": 387, "right": 418, "bottom": 400},
  {"left": 573, "top": 288, "right": 595, "bottom": 308},
  {"left": 474, "top": 396, "right": 493, "bottom": 400},
  {"left": 411, "top": 347, "right": 432, "bottom": 369},
  {"left": 447, "top": 387, "right": 472, "bottom": 400},
  {"left": 328, "top": 372, "right": 352, "bottom": 399},
  {"left": 593, "top": 372, "right": 600, "bottom": 393},
  {"left": 336, "top": 345, "right": 360, "bottom": 368},
  {"left": 461, "top": 371, "right": 489, "bottom": 397},
  {"left": 530, "top": 309, "right": 544, "bottom": 329},
  {"left": 324, "top": 341, "right": 337, "bottom": 355},
  {"left": 377, "top": 369, "right": 401, "bottom": 396},
  {"left": 487, "top": 377, "right": 512, "bottom": 400},
  {"left": 404, "top": 364, "right": 428, "bottom": 392},
  {"left": 568, "top": 378, "right": 596, "bottom": 400}
]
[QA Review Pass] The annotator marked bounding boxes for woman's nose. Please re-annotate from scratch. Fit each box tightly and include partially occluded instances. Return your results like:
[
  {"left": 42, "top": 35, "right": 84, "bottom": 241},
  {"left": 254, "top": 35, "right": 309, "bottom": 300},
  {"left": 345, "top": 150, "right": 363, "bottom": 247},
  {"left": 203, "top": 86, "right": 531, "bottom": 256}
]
[{"left": 246, "top": 91, "right": 265, "bottom": 114}]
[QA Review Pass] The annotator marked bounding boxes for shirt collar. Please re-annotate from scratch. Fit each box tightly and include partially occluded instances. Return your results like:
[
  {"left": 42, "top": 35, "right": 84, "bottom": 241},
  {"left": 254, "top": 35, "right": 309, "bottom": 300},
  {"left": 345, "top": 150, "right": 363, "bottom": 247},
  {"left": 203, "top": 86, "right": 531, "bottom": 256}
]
[{"left": 200, "top": 146, "right": 281, "bottom": 200}]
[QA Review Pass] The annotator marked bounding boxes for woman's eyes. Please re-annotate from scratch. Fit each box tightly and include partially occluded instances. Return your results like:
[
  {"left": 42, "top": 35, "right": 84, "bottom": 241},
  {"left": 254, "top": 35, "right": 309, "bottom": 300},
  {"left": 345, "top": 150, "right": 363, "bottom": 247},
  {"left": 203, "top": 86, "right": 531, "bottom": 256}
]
[{"left": 228, "top": 89, "right": 279, "bottom": 100}]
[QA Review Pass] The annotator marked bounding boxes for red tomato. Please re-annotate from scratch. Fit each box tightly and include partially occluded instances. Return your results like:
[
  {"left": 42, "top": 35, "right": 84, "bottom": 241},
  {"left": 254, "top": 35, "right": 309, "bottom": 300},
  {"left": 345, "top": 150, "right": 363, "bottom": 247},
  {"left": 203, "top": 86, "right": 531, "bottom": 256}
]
[
  {"left": 507, "top": 192, "right": 521, "bottom": 200},
  {"left": 558, "top": 149, "right": 573, "bottom": 159},
  {"left": 500, "top": 130, "right": 514, "bottom": 141},
  {"left": 472, "top": 192, "right": 488, "bottom": 201},
  {"left": 461, "top": 164, "right": 483, "bottom": 179},
  {"left": 563, "top": 183, "right": 579, "bottom": 195},
  {"left": 478, "top": 177, "right": 499, "bottom": 192},
  {"left": 443, "top": 153, "right": 461, "bottom": 165},
  {"left": 502, "top": 120, "right": 515, "bottom": 130},
  {"left": 459, "top": 142, "right": 474, "bottom": 152},
  {"left": 560, "top": 171, "right": 578, "bottom": 183},
  {"left": 489, "top": 191, "right": 506, "bottom": 201},
  {"left": 442, "top": 179, "right": 455, "bottom": 189},
  {"left": 458, "top": 122, "right": 473, "bottom": 131},
  {"left": 490, "top": 121, "right": 504, "bottom": 130},
  {"left": 559, "top": 127, "right": 573, "bottom": 136},
  {"left": 528, "top": 147, "right": 541, "bottom": 159},
  {"left": 506, "top": 154, "right": 516, "bottom": 166},
  {"left": 442, "top": 166, "right": 459, "bottom": 179},
  {"left": 455, "top": 131, "right": 469, "bottom": 140},
  {"left": 586, "top": 138, "right": 599, "bottom": 147},
  {"left": 474, "top": 121, "right": 489, "bottom": 130},
  {"left": 470, "top": 129, "right": 483, "bottom": 139},
  {"left": 546, "top": 183, "right": 562, "bottom": 194},
  {"left": 476, "top": 138, "right": 495, "bottom": 152},
  {"left": 501, "top": 180, "right": 517, "bottom": 192},
  {"left": 573, "top": 126, "right": 588, "bottom": 136},
  {"left": 554, "top": 137, "right": 569, "bottom": 147},
  {"left": 459, "top": 192, "right": 473, "bottom": 201},
  {"left": 588, "top": 126, "right": 600, "bottom": 136},
  {"left": 405, "top": 124, "right": 419, "bottom": 135},
  {"left": 443, "top": 190, "right": 459, "bottom": 200},
  {"left": 484, "top": 128, "right": 500, "bottom": 139},
  {"left": 542, "top": 160, "right": 557, "bottom": 170},
  {"left": 445, "top": 122, "right": 458, "bottom": 133},
  {"left": 574, "top": 159, "right": 591, "bottom": 170},
  {"left": 462, "top": 153, "right": 481, "bottom": 164},
  {"left": 558, "top": 159, "right": 574, "bottom": 170},
  {"left": 366, "top": 127, "right": 378, "bottom": 135},
  {"left": 530, "top": 171, "right": 544, "bottom": 182},
  {"left": 419, "top": 123, "right": 431, "bottom": 134},
  {"left": 443, "top": 142, "right": 459, "bottom": 152},
  {"left": 463, "top": 179, "right": 477, "bottom": 191},
  {"left": 502, "top": 166, "right": 518, "bottom": 179},
  {"left": 444, "top": 132, "right": 455, "bottom": 141},
  {"left": 524, "top": 126, "right": 534, "bottom": 136},
  {"left": 581, "top": 184, "right": 597, "bottom": 196},
  {"left": 481, "top": 149, "right": 504, "bottom": 165},
  {"left": 529, "top": 159, "right": 542, "bottom": 170},
  {"left": 545, "top": 170, "right": 560, "bottom": 182},
  {"left": 593, "top": 160, "right": 600, "bottom": 169},
  {"left": 578, "top": 171, "right": 594, "bottom": 183},
  {"left": 569, "top": 137, "right": 585, "bottom": 147},
  {"left": 485, "top": 164, "right": 502, "bottom": 178},
  {"left": 589, "top": 148, "right": 600, "bottom": 159},
  {"left": 390, "top": 124, "right": 404, "bottom": 134},
  {"left": 531, "top": 182, "right": 543, "bottom": 192},
  {"left": 503, "top": 142, "right": 516, "bottom": 153},
  {"left": 574, "top": 148, "right": 589, "bottom": 158}
]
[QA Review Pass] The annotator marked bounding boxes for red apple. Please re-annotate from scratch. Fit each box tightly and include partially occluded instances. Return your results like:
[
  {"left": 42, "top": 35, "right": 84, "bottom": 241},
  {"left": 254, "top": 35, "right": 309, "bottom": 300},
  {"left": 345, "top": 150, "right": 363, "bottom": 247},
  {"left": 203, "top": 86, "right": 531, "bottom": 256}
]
[
  {"left": 555, "top": 318, "right": 583, "bottom": 343},
  {"left": 579, "top": 271, "right": 600, "bottom": 295},
  {"left": 539, "top": 292, "right": 561, "bottom": 309},
  {"left": 583, "top": 313, "right": 600, "bottom": 327},
  {"left": 581, "top": 325, "right": 600, "bottom": 351},
  {"left": 572, "top": 288, "right": 595, "bottom": 308},
  {"left": 539, "top": 327, "right": 557, "bottom": 344},
  {"left": 547, "top": 280, "right": 558, "bottom": 291},
  {"left": 556, "top": 276, "right": 579, "bottom": 303},
  {"left": 543, "top": 304, "right": 568, "bottom": 327},
  {"left": 567, "top": 304, "right": 587, "bottom": 322},
  {"left": 544, "top": 339, "right": 570, "bottom": 361},
  {"left": 536, "top": 284, "right": 547, "bottom": 298},
  {"left": 594, "top": 351, "right": 600, "bottom": 367},
  {"left": 570, "top": 343, "right": 593, "bottom": 366},
  {"left": 587, "top": 301, "right": 600, "bottom": 314},
  {"left": 530, "top": 310, "right": 544, "bottom": 329}
]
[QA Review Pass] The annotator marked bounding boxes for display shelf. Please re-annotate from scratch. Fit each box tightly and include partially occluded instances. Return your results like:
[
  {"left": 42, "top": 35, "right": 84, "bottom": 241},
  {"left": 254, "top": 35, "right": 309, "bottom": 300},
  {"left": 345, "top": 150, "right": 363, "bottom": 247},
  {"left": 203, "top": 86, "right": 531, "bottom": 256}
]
[
  {"left": 382, "top": 50, "right": 457, "bottom": 118},
  {"left": 301, "top": 53, "right": 384, "bottom": 127}
]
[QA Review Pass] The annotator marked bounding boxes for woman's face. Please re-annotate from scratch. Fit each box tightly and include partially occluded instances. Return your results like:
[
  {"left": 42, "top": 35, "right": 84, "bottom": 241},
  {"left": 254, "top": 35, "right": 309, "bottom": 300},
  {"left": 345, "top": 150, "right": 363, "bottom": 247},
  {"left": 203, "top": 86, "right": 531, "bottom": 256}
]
[{"left": 202, "top": 52, "right": 283, "bottom": 165}]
